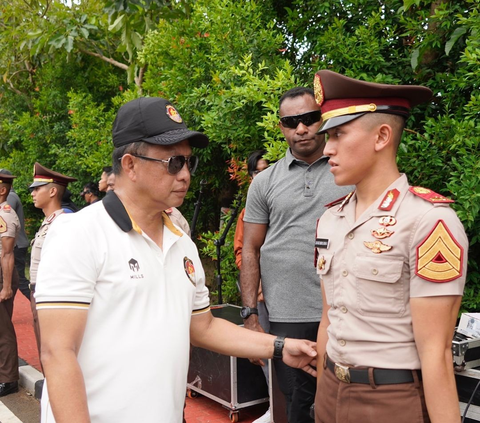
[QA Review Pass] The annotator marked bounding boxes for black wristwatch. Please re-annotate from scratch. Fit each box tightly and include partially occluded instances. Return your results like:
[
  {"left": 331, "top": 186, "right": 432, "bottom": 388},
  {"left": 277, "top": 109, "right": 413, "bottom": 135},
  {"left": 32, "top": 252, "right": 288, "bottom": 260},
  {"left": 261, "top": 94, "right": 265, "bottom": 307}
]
[
  {"left": 273, "top": 336, "right": 285, "bottom": 360},
  {"left": 240, "top": 306, "right": 258, "bottom": 319}
]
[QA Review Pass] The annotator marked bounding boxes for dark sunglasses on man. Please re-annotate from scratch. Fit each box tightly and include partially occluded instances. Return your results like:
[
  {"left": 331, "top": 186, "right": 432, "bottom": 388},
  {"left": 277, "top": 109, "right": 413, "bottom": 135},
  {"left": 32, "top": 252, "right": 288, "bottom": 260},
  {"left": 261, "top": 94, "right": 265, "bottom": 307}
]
[
  {"left": 129, "top": 154, "right": 199, "bottom": 176},
  {"left": 280, "top": 110, "right": 321, "bottom": 129}
]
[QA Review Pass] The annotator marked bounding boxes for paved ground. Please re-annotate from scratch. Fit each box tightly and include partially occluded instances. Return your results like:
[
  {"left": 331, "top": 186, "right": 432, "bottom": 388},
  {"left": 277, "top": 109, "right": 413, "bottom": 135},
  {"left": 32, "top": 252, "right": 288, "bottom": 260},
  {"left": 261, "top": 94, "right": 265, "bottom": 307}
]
[{"left": 8, "top": 292, "right": 269, "bottom": 422}]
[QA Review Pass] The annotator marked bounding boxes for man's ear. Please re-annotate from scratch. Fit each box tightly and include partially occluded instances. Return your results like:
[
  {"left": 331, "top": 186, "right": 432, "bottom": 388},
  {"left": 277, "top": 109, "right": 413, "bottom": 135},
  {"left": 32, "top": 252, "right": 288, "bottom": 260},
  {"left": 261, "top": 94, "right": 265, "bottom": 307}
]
[
  {"left": 374, "top": 123, "right": 394, "bottom": 152},
  {"left": 121, "top": 154, "right": 137, "bottom": 181},
  {"left": 49, "top": 186, "right": 57, "bottom": 198}
]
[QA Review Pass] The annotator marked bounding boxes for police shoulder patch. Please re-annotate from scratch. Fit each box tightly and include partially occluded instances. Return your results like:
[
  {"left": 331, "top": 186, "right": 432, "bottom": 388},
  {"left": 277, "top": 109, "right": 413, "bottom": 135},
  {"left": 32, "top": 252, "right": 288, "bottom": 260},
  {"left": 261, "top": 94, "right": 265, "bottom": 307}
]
[
  {"left": 0, "top": 216, "right": 6, "bottom": 233},
  {"left": 409, "top": 186, "right": 454, "bottom": 204},
  {"left": 416, "top": 220, "right": 463, "bottom": 283}
]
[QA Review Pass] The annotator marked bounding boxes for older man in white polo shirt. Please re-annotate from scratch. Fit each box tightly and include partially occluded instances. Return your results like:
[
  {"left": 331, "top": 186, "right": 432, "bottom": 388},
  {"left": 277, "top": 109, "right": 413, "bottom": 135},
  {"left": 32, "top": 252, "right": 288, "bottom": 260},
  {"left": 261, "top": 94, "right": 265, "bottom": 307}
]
[{"left": 35, "top": 97, "right": 318, "bottom": 423}]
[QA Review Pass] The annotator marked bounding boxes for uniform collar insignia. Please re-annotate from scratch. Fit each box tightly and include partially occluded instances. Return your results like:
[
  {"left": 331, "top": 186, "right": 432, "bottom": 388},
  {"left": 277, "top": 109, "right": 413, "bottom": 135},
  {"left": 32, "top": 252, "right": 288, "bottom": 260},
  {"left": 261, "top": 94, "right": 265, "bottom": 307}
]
[{"left": 378, "top": 189, "right": 400, "bottom": 211}]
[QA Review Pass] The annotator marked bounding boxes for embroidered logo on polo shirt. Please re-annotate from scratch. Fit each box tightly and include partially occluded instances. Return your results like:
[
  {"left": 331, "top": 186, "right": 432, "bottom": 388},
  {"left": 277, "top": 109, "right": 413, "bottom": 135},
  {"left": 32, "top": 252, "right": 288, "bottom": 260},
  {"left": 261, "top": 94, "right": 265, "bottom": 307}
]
[
  {"left": 128, "top": 258, "right": 144, "bottom": 280},
  {"left": 184, "top": 257, "right": 196, "bottom": 286}
]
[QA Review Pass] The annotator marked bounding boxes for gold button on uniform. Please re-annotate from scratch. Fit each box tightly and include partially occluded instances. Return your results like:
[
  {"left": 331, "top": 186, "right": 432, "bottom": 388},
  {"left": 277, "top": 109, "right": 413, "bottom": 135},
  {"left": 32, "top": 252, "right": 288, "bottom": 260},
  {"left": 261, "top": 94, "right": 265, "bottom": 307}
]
[
  {"left": 348, "top": 232, "right": 354, "bottom": 239},
  {"left": 372, "top": 268, "right": 379, "bottom": 275},
  {"left": 339, "top": 340, "right": 346, "bottom": 346},
  {"left": 340, "top": 306, "right": 348, "bottom": 313},
  {"left": 342, "top": 270, "right": 348, "bottom": 277}
]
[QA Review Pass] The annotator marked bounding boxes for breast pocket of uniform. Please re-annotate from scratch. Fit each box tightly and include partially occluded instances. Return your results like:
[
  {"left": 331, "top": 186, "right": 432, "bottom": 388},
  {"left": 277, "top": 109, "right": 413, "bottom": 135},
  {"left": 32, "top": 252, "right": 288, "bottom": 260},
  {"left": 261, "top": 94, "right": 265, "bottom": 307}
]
[
  {"left": 353, "top": 256, "right": 406, "bottom": 317},
  {"left": 316, "top": 253, "right": 334, "bottom": 306}
]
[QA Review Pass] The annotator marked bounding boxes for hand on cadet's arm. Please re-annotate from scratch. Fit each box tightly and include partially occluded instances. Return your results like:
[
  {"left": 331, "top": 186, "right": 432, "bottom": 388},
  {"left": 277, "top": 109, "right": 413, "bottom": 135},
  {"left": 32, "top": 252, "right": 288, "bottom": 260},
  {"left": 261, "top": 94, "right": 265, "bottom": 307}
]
[{"left": 282, "top": 338, "right": 317, "bottom": 377}]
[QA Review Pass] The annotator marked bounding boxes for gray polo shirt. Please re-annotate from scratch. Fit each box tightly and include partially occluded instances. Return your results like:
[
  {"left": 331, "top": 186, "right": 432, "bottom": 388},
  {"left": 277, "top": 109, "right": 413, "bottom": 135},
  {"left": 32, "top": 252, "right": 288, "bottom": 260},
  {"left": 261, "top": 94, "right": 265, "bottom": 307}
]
[
  {"left": 7, "top": 190, "right": 29, "bottom": 249},
  {"left": 244, "top": 148, "right": 352, "bottom": 323}
]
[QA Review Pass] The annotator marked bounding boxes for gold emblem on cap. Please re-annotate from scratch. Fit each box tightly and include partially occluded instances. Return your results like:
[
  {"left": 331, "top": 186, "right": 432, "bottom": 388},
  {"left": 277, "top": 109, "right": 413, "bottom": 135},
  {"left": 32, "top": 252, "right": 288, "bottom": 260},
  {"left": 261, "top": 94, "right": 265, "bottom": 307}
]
[
  {"left": 166, "top": 105, "right": 183, "bottom": 124},
  {"left": 371, "top": 227, "right": 394, "bottom": 239},
  {"left": 364, "top": 240, "right": 392, "bottom": 254},
  {"left": 314, "top": 74, "right": 324, "bottom": 106},
  {"left": 379, "top": 216, "right": 397, "bottom": 227}
]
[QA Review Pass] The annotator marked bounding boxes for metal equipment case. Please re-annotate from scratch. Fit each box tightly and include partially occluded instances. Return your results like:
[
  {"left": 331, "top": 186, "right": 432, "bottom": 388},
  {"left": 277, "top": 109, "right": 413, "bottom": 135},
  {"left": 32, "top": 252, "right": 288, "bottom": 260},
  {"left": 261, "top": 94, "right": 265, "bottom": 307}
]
[
  {"left": 453, "top": 333, "right": 480, "bottom": 422},
  {"left": 187, "top": 304, "right": 269, "bottom": 422}
]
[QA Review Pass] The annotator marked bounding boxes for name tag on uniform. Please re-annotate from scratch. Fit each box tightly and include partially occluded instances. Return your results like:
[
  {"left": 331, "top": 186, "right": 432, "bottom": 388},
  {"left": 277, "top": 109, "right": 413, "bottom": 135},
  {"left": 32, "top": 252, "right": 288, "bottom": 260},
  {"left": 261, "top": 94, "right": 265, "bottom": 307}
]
[{"left": 315, "top": 238, "right": 330, "bottom": 249}]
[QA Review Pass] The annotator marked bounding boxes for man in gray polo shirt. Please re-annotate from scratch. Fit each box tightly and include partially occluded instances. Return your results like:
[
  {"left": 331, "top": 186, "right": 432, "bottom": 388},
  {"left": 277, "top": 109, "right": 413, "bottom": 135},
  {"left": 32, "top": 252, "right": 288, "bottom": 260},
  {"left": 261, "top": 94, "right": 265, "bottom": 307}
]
[{"left": 240, "top": 87, "right": 352, "bottom": 423}]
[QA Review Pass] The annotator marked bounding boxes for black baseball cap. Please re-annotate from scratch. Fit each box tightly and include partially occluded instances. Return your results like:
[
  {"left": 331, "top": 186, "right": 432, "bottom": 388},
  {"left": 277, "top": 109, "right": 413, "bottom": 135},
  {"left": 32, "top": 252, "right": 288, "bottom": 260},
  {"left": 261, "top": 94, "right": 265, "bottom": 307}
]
[{"left": 112, "top": 97, "right": 209, "bottom": 149}]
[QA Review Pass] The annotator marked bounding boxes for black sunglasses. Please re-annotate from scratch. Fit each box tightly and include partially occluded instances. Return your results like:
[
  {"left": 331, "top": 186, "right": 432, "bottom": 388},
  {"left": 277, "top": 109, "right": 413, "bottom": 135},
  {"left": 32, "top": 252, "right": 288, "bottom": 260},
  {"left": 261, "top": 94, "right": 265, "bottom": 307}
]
[
  {"left": 131, "top": 154, "right": 199, "bottom": 175},
  {"left": 280, "top": 110, "right": 321, "bottom": 129}
]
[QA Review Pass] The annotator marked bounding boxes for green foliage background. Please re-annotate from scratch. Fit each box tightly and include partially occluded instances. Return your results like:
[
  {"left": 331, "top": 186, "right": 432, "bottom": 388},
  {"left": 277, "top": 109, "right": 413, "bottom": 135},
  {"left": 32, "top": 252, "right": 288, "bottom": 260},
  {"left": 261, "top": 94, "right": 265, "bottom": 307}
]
[{"left": 0, "top": 0, "right": 479, "bottom": 308}]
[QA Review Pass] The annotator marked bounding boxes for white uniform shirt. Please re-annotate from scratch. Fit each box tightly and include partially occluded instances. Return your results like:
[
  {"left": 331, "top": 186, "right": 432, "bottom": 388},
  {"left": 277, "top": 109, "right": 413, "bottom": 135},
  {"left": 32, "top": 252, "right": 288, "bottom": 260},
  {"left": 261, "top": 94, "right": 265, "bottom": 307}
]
[{"left": 36, "top": 192, "right": 210, "bottom": 423}]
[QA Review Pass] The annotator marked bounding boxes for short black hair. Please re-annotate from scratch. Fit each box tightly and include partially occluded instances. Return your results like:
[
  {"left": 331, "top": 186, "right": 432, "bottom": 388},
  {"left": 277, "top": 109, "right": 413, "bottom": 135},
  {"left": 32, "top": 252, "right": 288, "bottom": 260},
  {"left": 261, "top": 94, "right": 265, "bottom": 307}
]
[
  {"left": 279, "top": 87, "right": 315, "bottom": 110},
  {"left": 83, "top": 182, "right": 100, "bottom": 197},
  {"left": 102, "top": 166, "right": 112, "bottom": 173},
  {"left": 247, "top": 150, "right": 267, "bottom": 177}
]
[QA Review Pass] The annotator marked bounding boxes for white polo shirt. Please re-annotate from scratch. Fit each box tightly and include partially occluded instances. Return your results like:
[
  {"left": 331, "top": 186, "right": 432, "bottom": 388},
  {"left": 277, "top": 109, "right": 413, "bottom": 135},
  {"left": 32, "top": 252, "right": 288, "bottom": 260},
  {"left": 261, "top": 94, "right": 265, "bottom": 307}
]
[{"left": 36, "top": 192, "right": 210, "bottom": 423}]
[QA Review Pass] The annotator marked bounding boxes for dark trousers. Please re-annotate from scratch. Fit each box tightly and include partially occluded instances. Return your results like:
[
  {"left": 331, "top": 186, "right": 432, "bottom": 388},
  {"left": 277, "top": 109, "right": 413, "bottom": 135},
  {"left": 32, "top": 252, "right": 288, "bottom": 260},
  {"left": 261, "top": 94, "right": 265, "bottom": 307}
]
[
  {"left": 270, "top": 321, "right": 319, "bottom": 423},
  {"left": 0, "top": 269, "right": 19, "bottom": 383},
  {"left": 14, "top": 246, "right": 30, "bottom": 301},
  {"left": 316, "top": 358, "right": 429, "bottom": 423}
]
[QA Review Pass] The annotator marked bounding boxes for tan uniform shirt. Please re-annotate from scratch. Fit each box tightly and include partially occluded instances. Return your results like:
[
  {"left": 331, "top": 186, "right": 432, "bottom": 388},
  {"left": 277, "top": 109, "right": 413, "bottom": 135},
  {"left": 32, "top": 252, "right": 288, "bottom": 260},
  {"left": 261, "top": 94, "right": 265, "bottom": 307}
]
[
  {"left": 0, "top": 201, "right": 20, "bottom": 256},
  {"left": 0, "top": 201, "right": 20, "bottom": 290},
  {"left": 315, "top": 174, "right": 468, "bottom": 369},
  {"left": 30, "top": 209, "right": 64, "bottom": 285}
]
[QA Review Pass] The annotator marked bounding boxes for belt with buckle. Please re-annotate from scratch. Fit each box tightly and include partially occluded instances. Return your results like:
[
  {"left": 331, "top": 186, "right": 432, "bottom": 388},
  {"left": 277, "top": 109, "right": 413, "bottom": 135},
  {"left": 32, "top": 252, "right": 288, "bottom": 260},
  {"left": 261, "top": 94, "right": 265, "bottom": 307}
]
[{"left": 326, "top": 356, "right": 420, "bottom": 385}]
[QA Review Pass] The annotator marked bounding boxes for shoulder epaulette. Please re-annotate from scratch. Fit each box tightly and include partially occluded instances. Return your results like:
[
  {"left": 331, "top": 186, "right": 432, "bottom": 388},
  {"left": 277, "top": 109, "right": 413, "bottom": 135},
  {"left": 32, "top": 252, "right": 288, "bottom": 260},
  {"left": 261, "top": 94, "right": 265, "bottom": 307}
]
[
  {"left": 324, "top": 191, "right": 354, "bottom": 209},
  {"left": 409, "top": 186, "right": 454, "bottom": 204}
]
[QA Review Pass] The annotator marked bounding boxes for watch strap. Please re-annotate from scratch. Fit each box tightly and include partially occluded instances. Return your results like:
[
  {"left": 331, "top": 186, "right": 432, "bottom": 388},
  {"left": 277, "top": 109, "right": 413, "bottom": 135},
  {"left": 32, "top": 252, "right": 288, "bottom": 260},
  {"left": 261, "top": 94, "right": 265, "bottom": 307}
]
[
  {"left": 273, "top": 336, "right": 285, "bottom": 360},
  {"left": 240, "top": 307, "right": 258, "bottom": 319}
]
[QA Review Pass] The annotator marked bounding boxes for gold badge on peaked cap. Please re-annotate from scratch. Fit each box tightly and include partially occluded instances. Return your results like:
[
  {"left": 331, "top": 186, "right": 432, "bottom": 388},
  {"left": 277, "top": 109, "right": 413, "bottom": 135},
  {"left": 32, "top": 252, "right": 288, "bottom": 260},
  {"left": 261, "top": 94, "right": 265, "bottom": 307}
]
[
  {"left": 314, "top": 73, "right": 324, "bottom": 106},
  {"left": 166, "top": 104, "right": 183, "bottom": 124}
]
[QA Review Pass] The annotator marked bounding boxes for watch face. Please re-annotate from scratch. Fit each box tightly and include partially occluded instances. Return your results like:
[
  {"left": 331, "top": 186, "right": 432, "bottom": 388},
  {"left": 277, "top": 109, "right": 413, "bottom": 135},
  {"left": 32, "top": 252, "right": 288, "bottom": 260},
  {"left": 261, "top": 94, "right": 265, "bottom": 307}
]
[{"left": 240, "top": 308, "right": 249, "bottom": 319}]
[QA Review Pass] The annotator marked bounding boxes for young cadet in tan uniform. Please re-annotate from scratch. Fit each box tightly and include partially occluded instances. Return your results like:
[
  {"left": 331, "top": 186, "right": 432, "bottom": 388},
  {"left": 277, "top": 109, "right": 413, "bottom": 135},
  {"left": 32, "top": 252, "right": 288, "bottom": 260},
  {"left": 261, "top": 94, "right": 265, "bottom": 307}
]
[
  {"left": 0, "top": 173, "right": 20, "bottom": 397},
  {"left": 29, "top": 163, "right": 77, "bottom": 356},
  {"left": 312, "top": 70, "right": 468, "bottom": 423}
]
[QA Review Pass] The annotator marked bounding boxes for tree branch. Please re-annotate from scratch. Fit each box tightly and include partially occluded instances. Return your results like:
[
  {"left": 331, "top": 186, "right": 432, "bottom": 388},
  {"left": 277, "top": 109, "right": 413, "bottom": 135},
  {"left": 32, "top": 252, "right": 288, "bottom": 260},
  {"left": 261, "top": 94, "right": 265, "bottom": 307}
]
[{"left": 78, "top": 48, "right": 129, "bottom": 71}]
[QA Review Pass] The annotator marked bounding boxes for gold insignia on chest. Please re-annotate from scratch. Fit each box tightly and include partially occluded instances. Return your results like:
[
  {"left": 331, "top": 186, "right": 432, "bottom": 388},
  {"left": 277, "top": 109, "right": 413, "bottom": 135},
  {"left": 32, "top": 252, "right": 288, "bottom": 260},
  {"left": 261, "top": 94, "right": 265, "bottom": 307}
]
[
  {"left": 371, "top": 227, "right": 395, "bottom": 239},
  {"left": 416, "top": 220, "right": 463, "bottom": 283},
  {"left": 317, "top": 256, "right": 326, "bottom": 271},
  {"left": 379, "top": 216, "right": 396, "bottom": 227},
  {"left": 364, "top": 240, "right": 392, "bottom": 254}
]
